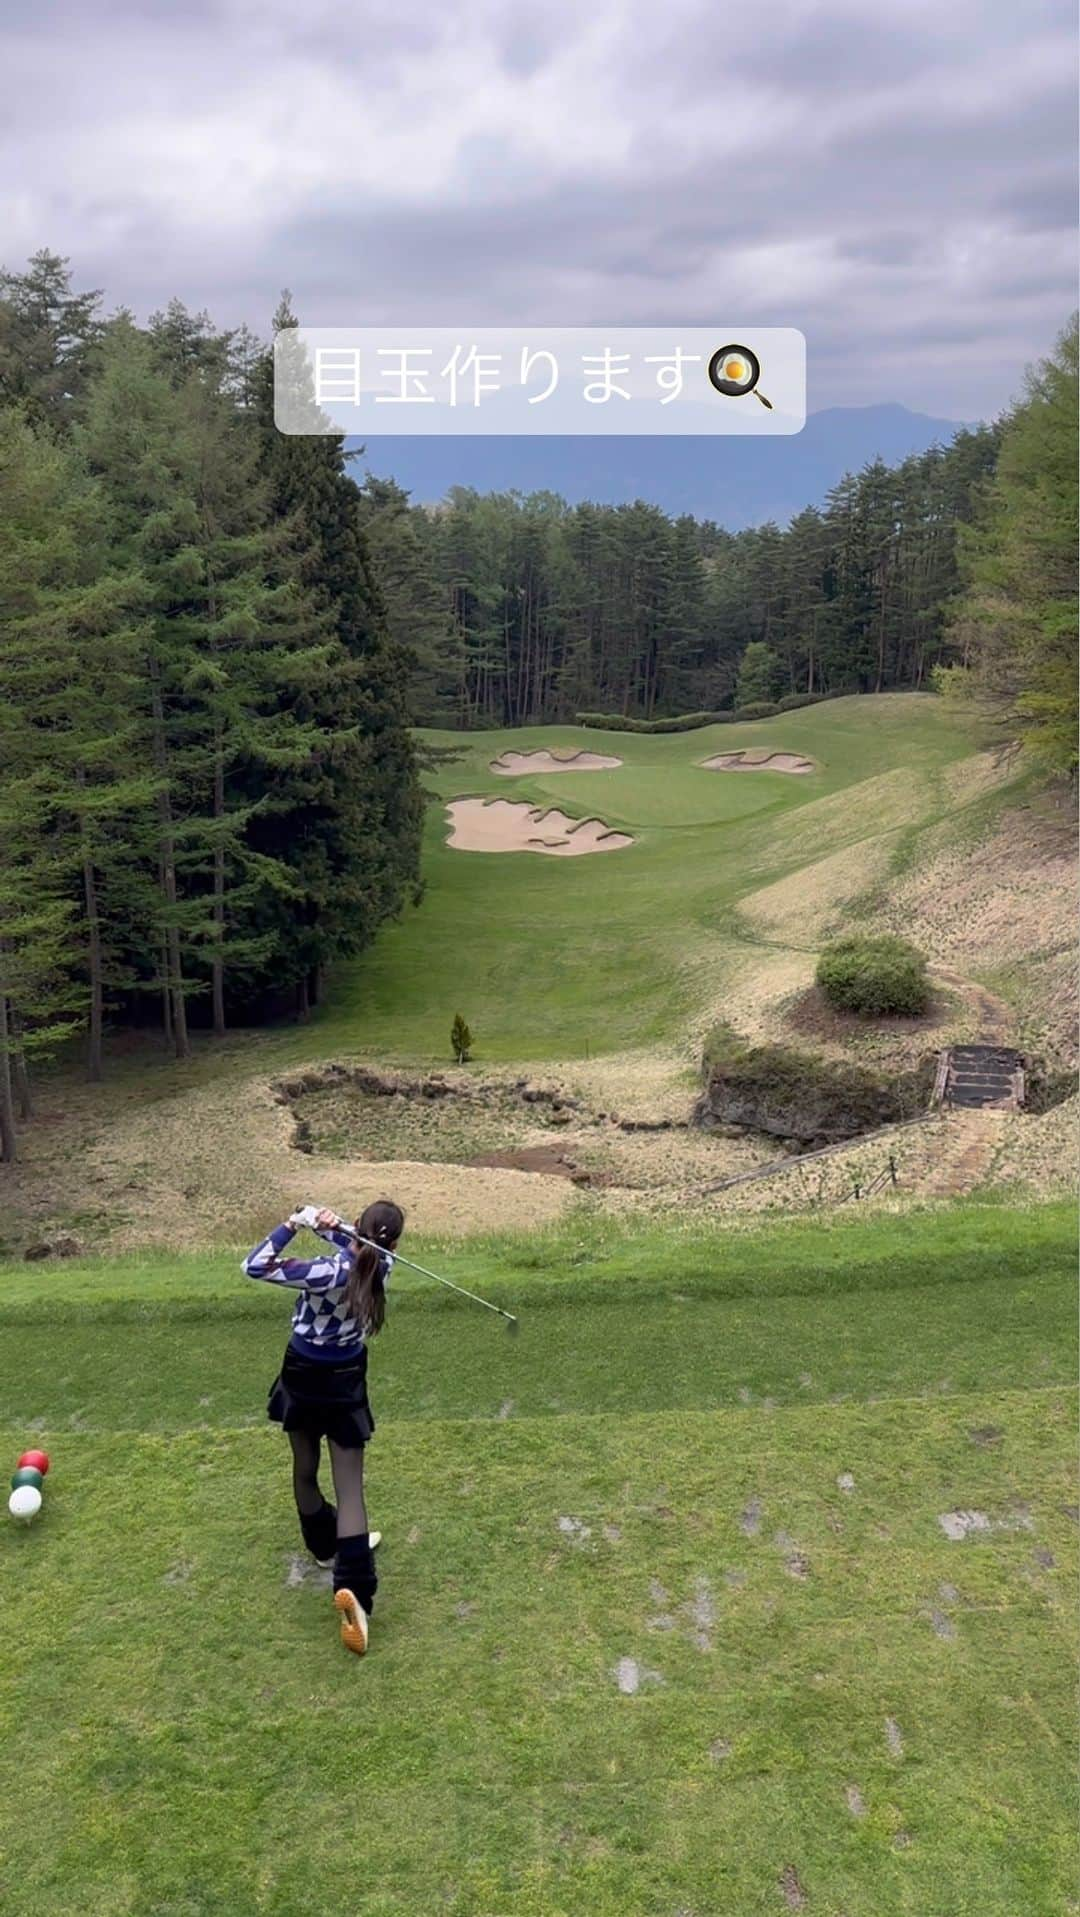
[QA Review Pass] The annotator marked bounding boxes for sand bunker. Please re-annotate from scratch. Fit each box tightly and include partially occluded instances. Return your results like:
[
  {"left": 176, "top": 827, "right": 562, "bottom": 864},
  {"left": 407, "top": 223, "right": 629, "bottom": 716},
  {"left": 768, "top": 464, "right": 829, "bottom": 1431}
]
[
  {"left": 700, "top": 749, "right": 814, "bottom": 775},
  {"left": 491, "top": 748, "right": 623, "bottom": 775},
  {"left": 446, "top": 798, "right": 633, "bottom": 855}
]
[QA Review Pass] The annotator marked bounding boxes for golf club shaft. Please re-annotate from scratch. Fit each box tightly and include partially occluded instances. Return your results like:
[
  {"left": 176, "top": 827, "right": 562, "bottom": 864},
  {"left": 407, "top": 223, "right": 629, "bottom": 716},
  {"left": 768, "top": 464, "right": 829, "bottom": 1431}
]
[{"left": 332, "top": 1222, "right": 518, "bottom": 1326}]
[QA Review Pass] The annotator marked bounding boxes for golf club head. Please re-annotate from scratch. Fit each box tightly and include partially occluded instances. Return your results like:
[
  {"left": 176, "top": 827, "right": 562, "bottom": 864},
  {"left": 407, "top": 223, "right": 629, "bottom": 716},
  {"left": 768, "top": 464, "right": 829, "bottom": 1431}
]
[{"left": 505, "top": 1315, "right": 519, "bottom": 1336}]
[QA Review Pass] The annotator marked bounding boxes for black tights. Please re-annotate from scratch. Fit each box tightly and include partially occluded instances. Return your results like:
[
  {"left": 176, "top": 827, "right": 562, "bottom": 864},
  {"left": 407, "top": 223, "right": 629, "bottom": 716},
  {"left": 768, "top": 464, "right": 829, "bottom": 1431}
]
[{"left": 287, "top": 1430, "right": 368, "bottom": 1537}]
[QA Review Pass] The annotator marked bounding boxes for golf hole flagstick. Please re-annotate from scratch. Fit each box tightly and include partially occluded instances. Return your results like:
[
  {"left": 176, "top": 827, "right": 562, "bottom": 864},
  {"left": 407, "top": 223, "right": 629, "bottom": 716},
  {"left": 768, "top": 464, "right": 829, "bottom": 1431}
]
[{"left": 293, "top": 1207, "right": 519, "bottom": 1334}]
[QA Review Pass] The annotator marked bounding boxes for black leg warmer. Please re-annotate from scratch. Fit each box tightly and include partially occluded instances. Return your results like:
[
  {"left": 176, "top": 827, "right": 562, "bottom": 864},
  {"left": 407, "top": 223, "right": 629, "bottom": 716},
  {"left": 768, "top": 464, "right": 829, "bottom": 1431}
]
[
  {"left": 334, "top": 1533, "right": 378, "bottom": 1615},
  {"left": 299, "top": 1499, "right": 338, "bottom": 1564}
]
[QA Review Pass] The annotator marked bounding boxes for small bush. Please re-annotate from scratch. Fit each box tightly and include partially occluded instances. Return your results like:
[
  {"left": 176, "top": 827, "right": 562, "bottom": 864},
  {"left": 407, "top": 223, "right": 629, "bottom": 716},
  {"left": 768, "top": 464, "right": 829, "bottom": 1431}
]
[
  {"left": 451, "top": 1013, "right": 473, "bottom": 1063},
  {"left": 731, "top": 700, "right": 779, "bottom": 720},
  {"left": 816, "top": 935, "right": 930, "bottom": 1017}
]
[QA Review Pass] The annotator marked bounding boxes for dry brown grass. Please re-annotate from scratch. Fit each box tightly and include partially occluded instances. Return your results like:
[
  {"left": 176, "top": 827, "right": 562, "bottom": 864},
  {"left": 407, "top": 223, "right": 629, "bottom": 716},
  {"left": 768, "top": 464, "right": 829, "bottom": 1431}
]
[
  {"left": 856, "top": 796, "right": 1077, "bottom": 1064},
  {"left": 738, "top": 834, "right": 903, "bottom": 948},
  {"left": 739, "top": 765, "right": 938, "bottom": 882},
  {"left": 3, "top": 758, "right": 1071, "bottom": 1256},
  {"left": 992, "top": 1094, "right": 1080, "bottom": 1195},
  {"left": 2, "top": 1043, "right": 776, "bottom": 1256},
  {"left": 1, "top": 1063, "right": 581, "bottom": 1252}
]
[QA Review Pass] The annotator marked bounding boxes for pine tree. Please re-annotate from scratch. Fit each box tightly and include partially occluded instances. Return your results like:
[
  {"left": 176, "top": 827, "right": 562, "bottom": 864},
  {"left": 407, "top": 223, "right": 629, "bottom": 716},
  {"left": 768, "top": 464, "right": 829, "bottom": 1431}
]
[
  {"left": 0, "top": 407, "right": 147, "bottom": 1128},
  {"left": 244, "top": 298, "right": 424, "bottom": 1015},
  {"left": 945, "top": 317, "right": 1078, "bottom": 774},
  {"left": 0, "top": 250, "right": 105, "bottom": 430},
  {"left": 79, "top": 318, "right": 336, "bottom": 1044},
  {"left": 356, "top": 475, "right": 462, "bottom": 722}
]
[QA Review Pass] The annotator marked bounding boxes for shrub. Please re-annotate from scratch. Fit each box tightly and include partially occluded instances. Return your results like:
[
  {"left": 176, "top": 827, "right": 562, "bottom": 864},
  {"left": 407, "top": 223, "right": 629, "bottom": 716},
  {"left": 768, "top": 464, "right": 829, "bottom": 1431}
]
[
  {"left": 451, "top": 1013, "right": 473, "bottom": 1063},
  {"left": 648, "top": 711, "right": 716, "bottom": 732},
  {"left": 816, "top": 935, "right": 930, "bottom": 1017},
  {"left": 575, "top": 712, "right": 634, "bottom": 731},
  {"left": 575, "top": 710, "right": 734, "bottom": 734},
  {"left": 574, "top": 693, "right": 848, "bottom": 732}
]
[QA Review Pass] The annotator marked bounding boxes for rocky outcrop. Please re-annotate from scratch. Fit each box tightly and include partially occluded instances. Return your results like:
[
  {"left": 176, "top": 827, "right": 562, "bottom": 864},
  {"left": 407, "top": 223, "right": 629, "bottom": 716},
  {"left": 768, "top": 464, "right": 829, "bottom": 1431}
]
[
  {"left": 694, "top": 1042, "right": 936, "bottom": 1150},
  {"left": 271, "top": 1063, "right": 682, "bottom": 1144}
]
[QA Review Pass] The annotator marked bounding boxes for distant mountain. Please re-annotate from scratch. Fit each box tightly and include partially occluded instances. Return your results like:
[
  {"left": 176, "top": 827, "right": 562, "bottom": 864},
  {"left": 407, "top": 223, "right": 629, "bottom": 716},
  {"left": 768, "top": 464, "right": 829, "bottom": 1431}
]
[{"left": 350, "top": 403, "right": 980, "bottom": 531}]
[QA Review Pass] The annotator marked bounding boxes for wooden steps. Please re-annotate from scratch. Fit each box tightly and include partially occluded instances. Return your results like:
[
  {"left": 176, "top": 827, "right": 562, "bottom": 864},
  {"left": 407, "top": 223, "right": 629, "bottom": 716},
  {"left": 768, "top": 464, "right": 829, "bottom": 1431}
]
[{"left": 933, "top": 1045, "right": 1025, "bottom": 1112}]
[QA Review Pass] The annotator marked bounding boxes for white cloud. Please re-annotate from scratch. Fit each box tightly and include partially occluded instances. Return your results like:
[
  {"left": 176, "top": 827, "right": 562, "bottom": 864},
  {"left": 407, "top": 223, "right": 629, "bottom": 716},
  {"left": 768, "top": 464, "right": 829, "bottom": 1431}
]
[{"left": 0, "top": 0, "right": 1075, "bottom": 414}]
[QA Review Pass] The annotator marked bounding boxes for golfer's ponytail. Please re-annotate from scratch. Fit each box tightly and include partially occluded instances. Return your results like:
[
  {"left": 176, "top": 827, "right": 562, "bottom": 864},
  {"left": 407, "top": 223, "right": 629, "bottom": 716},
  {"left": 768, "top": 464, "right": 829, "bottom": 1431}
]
[{"left": 345, "top": 1198, "right": 405, "bottom": 1337}]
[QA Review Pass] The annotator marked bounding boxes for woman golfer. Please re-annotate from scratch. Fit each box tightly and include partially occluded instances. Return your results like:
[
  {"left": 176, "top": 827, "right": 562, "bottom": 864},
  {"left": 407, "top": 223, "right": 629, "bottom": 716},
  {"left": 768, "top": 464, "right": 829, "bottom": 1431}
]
[{"left": 243, "top": 1198, "right": 405, "bottom": 1656}]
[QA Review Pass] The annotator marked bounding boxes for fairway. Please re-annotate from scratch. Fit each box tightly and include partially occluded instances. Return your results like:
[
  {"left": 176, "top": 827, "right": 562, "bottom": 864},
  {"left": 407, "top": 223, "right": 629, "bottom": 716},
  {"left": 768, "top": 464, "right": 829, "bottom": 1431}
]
[
  {"left": 1, "top": 1204, "right": 1075, "bottom": 1917},
  {"left": 310, "top": 696, "right": 1019, "bottom": 1064}
]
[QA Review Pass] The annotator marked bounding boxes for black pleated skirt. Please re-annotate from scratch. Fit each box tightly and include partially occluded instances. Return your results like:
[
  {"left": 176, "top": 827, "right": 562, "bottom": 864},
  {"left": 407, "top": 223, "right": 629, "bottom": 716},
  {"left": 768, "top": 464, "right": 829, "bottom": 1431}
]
[{"left": 267, "top": 1345, "right": 375, "bottom": 1448}]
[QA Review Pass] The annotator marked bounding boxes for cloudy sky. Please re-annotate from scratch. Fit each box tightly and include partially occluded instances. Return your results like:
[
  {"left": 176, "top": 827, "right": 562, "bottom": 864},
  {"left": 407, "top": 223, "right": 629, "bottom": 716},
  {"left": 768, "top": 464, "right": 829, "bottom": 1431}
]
[{"left": 4, "top": 0, "right": 1076, "bottom": 418}]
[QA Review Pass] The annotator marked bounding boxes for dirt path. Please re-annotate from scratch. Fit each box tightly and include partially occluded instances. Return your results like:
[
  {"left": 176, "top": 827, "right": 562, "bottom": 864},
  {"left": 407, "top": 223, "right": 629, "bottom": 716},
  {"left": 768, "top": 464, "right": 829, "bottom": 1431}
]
[
  {"left": 928, "top": 966, "right": 1015, "bottom": 1046},
  {"left": 922, "top": 1110, "right": 1007, "bottom": 1198}
]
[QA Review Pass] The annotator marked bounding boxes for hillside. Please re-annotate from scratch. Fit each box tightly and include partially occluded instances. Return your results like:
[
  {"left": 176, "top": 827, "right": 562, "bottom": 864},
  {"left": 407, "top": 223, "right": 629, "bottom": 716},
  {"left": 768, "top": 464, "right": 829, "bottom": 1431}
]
[{"left": 3, "top": 696, "right": 1074, "bottom": 1257}]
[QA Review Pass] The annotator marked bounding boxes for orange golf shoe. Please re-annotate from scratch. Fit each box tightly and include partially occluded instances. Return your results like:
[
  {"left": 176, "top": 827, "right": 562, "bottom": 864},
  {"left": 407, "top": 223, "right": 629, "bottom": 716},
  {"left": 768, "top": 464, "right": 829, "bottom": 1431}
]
[{"left": 334, "top": 1588, "right": 369, "bottom": 1656}]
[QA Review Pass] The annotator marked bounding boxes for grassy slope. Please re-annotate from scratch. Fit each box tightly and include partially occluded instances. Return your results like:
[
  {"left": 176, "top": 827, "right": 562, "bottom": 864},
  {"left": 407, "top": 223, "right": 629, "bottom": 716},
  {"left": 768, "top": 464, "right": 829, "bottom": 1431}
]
[
  {"left": 1, "top": 1203, "right": 1075, "bottom": 1916},
  {"left": 300, "top": 695, "right": 991, "bottom": 1064}
]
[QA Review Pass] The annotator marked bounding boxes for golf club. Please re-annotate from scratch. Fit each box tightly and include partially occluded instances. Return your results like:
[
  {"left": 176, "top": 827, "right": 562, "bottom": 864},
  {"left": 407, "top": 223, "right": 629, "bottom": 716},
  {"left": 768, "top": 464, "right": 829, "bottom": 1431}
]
[{"left": 293, "top": 1207, "right": 519, "bottom": 1333}]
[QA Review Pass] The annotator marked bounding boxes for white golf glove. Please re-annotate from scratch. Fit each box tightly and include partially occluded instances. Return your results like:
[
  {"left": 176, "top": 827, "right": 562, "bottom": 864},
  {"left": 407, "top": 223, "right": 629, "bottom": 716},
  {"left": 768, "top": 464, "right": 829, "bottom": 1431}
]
[{"left": 287, "top": 1205, "right": 321, "bottom": 1231}]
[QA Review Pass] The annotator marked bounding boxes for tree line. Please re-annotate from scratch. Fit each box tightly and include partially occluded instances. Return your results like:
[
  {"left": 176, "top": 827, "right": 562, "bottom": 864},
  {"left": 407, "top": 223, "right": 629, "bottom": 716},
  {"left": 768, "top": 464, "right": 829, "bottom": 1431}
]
[
  {"left": 356, "top": 427, "right": 1003, "bottom": 726},
  {"left": 357, "top": 320, "right": 1076, "bottom": 776},
  {"left": 0, "top": 253, "right": 422, "bottom": 1160}
]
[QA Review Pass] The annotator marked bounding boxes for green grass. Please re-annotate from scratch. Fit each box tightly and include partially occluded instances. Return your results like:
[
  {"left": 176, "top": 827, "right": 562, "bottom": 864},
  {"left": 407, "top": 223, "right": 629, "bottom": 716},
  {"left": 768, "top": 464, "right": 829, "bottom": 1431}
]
[
  {"left": 1, "top": 1203, "right": 1075, "bottom": 1916},
  {"left": 288, "top": 694, "right": 997, "bottom": 1065},
  {"left": 2, "top": 701, "right": 1072, "bottom": 1910}
]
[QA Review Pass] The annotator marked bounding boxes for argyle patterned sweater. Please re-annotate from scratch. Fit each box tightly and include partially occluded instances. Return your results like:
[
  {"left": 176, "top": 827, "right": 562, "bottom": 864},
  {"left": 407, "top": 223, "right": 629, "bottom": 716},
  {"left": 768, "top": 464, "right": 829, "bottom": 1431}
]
[{"left": 243, "top": 1222, "right": 393, "bottom": 1362}]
